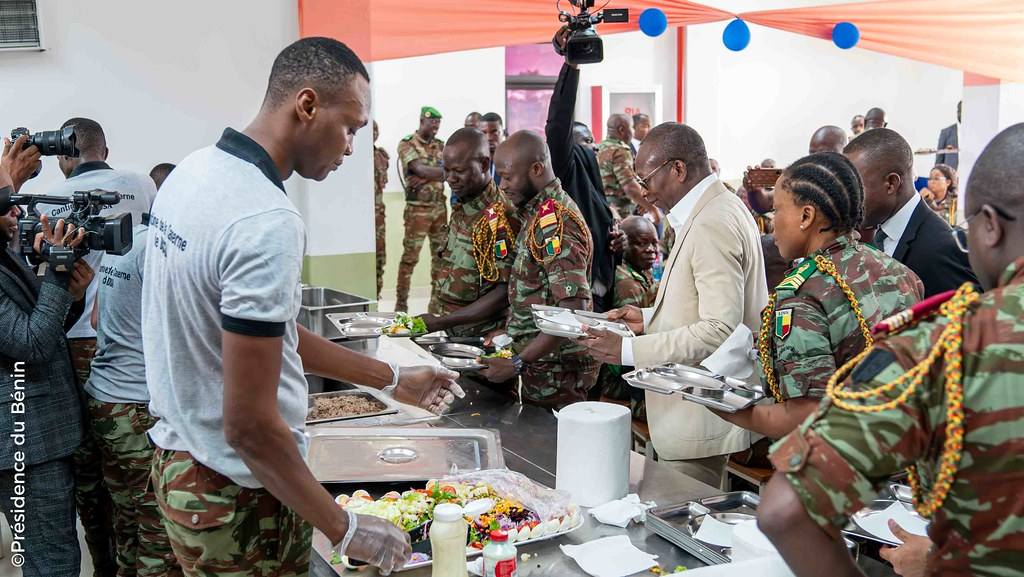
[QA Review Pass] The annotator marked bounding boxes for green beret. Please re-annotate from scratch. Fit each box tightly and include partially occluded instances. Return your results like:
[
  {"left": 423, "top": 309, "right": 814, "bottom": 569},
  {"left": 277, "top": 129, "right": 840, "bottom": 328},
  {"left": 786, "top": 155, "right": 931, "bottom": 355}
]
[{"left": 421, "top": 106, "right": 442, "bottom": 119}]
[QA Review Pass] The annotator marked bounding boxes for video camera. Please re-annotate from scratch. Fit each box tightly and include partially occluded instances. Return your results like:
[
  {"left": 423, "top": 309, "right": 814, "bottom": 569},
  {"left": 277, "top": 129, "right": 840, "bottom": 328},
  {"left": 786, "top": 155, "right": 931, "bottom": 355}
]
[
  {"left": 10, "top": 126, "right": 79, "bottom": 157},
  {"left": 556, "top": 0, "right": 628, "bottom": 65},
  {"left": 8, "top": 190, "right": 132, "bottom": 270}
]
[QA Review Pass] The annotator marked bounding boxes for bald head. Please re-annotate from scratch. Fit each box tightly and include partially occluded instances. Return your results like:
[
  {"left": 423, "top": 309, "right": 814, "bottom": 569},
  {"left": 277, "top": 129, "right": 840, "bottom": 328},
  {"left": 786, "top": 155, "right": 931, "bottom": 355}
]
[
  {"left": 445, "top": 127, "right": 489, "bottom": 158},
  {"left": 621, "top": 215, "right": 655, "bottom": 238},
  {"left": 844, "top": 127, "right": 912, "bottom": 177},
  {"left": 640, "top": 123, "right": 709, "bottom": 177},
  {"left": 865, "top": 107, "right": 887, "bottom": 130},
  {"left": 809, "top": 125, "right": 849, "bottom": 154},
  {"left": 494, "top": 130, "right": 555, "bottom": 207},
  {"left": 607, "top": 113, "right": 634, "bottom": 143},
  {"left": 844, "top": 127, "right": 914, "bottom": 228},
  {"left": 444, "top": 128, "right": 492, "bottom": 201},
  {"left": 621, "top": 215, "right": 658, "bottom": 271}
]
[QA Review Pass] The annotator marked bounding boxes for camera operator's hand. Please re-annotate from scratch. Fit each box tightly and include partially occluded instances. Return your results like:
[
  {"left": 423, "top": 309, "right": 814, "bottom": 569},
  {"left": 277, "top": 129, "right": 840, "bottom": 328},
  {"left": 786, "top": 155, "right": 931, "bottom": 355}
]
[
  {"left": 552, "top": 26, "right": 576, "bottom": 67},
  {"left": 33, "top": 214, "right": 86, "bottom": 256},
  {"left": 68, "top": 260, "right": 94, "bottom": 301},
  {"left": 1, "top": 135, "right": 42, "bottom": 193}
]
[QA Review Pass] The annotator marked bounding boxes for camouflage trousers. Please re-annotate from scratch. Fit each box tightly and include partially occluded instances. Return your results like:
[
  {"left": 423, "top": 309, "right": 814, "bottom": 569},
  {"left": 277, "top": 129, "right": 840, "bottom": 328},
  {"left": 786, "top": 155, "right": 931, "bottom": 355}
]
[
  {"left": 151, "top": 448, "right": 313, "bottom": 577},
  {"left": 70, "top": 338, "right": 118, "bottom": 577},
  {"left": 375, "top": 202, "right": 386, "bottom": 301},
  {"left": 87, "top": 399, "right": 181, "bottom": 577},
  {"left": 520, "top": 358, "right": 600, "bottom": 410},
  {"left": 396, "top": 202, "right": 447, "bottom": 313}
]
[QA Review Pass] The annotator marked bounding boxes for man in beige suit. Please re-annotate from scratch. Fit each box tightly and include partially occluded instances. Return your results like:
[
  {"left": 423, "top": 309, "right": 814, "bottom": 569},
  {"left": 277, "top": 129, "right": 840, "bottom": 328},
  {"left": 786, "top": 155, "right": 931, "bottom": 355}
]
[{"left": 582, "top": 123, "right": 768, "bottom": 487}]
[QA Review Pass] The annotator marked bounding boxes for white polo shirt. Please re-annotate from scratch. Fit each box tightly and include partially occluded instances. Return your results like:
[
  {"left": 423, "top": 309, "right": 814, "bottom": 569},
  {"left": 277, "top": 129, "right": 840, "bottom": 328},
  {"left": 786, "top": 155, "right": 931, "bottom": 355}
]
[{"left": 142, "top": 128, "right": 308, "bottom": 488}]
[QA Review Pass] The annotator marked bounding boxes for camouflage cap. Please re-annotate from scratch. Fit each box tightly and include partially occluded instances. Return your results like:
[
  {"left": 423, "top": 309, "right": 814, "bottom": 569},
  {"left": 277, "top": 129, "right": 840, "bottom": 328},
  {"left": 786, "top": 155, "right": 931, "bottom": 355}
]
[{"left": 421, "top": 106, "right": 442, "bottom": 119}]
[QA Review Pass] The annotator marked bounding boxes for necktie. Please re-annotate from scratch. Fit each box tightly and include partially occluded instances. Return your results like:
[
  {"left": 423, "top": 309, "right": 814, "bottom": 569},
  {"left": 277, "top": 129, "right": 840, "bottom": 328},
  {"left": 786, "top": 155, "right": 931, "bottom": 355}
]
[{"left": 874, "top": 228, "right": 889, "bottom": 251}]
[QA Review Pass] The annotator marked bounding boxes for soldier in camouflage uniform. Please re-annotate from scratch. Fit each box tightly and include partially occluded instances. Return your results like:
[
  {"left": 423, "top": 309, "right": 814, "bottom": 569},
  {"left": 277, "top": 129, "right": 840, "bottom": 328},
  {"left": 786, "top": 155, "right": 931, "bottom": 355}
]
[
  {"left": 418, "top": 129, "right": 521, "bottom": 337},
  {"left": 373, "top": 121, "right": 389, "bottom": 300},
  {"left": 396, "top": 107, "right": 447, "bottom": 313},
  {"left": 596, "top": 113, "right": 645, "bottom": 218},
  {"left": 759, "top": 124, "right": 1024, "bottom": 577},
  {"left": 479, "top": 131, "right": 599, "bottom": 409},
  {"left": 599, "top": 216, "right": 658, "bottom": 417},
  {"left": 716, "top": 152, "right": 923, "bottom": 440}
]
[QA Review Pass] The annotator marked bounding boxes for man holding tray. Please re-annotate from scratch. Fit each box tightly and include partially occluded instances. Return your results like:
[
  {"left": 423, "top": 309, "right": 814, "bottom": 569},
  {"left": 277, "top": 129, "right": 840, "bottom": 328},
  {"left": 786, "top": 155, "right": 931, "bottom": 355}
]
[
  {"left": 418, "top": 128, "right": 521, "bottom": 337},
  {"left": 580, "top": 123, "right": 766, "bottom": 488}
]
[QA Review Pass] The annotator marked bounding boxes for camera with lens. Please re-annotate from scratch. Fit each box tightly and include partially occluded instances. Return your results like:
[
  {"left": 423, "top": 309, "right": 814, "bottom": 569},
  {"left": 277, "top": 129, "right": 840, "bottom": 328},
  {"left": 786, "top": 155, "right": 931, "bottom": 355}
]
[
  {"left": 556, "top": 0, "right": 628, "bottom": 65},
  {"left": 10, "top": 126, "right": 79, "bottom": 157},
  {"left": 9, "top": 190, "right": 132, "bottom": 270}
]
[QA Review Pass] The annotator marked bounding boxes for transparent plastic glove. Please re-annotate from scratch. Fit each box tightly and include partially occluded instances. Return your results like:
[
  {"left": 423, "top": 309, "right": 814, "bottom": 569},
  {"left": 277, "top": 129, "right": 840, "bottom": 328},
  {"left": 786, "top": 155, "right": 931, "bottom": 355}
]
[
  {"left": 392, "top": 365, "right": 465, "bottom": 414},
  {"left": 336, "top": 511, "right": 413, "bottom": 575}
]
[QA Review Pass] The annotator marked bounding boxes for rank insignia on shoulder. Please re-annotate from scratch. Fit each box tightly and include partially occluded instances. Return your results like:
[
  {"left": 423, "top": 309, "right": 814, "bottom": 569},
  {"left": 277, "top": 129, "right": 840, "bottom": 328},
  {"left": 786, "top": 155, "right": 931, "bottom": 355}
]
[
  {"left": 775, "top": 308, "right": 793, "bottom": 339},
  {"left": 872, "top": 289, "right": 957, "bottom": 336},
  {"left": 776, "top": 259, "right": 818, "bottom": 292},
  {"left": 494, "top": 239, "right": 508, "bottom": 259}
]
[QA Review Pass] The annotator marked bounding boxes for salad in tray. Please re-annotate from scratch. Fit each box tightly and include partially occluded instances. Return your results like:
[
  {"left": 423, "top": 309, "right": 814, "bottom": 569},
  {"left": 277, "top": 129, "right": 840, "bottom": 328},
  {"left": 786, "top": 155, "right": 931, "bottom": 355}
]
[
  {"left": 331, "top": 470, "right": 582, "bottom": 566},
  {"left": 382, "top": 312, "right": 428, "bottom": 337}
]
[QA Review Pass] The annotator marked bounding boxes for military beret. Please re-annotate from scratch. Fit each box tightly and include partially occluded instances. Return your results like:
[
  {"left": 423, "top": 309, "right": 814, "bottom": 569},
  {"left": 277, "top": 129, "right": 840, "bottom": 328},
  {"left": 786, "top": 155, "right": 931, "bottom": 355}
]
[{"left": 421, "top": 106, "right": 442, "bottom": 119}]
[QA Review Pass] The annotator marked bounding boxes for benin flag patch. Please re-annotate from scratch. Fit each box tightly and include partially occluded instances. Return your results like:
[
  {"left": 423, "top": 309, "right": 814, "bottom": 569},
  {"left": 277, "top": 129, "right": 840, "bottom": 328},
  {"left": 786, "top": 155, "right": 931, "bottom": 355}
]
[
  {"left": 775, "top": 308, "right": 793, "bottom": 339},
  {"left": 494, "top": 239, "right": 508, "bottom": 259},
  {"left": 545, "top": 235, "right": 561, "bottom": 256}
]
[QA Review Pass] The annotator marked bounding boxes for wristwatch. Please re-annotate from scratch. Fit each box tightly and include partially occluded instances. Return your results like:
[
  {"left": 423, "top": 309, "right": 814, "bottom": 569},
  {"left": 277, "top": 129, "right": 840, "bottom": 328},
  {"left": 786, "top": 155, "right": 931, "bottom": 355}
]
[{"left": 511, "top": 354, "right": 525, "bottom": 375}]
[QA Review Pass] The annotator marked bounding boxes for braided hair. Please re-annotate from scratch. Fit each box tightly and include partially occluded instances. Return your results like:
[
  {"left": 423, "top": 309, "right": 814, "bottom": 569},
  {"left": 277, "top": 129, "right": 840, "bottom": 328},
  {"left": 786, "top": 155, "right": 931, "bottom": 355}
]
[{"left": 778, "top": 151, "right": 864, "bottom": 234}]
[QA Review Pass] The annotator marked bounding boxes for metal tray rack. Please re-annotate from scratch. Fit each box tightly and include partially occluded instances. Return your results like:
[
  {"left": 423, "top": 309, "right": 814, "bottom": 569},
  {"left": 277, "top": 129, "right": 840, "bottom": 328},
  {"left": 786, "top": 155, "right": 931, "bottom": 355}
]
[
  {"left": 646, "top": 491, "right": 760, "bottom": 566},
  {"left": 306, "top": 388, "right": 399, "bottom": 426},
  {"left": 623, "top": 363, "right": 765, "bottom": 413}
]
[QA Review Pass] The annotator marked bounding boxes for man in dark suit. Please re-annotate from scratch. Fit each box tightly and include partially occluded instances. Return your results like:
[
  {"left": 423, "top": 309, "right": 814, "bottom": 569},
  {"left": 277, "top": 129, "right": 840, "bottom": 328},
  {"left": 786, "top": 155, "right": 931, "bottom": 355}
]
[
  {"left": 547, "top": 28, "right": 617, "bottom": 311},
  {"left": 936, "top": 101, "right": 961, "bottom": 169},
  {"left": 846, "top": 128, "right": 977, "bottom": 297},
  {"left": 0, "top": 137, "right": 92, "bottom": 577}
]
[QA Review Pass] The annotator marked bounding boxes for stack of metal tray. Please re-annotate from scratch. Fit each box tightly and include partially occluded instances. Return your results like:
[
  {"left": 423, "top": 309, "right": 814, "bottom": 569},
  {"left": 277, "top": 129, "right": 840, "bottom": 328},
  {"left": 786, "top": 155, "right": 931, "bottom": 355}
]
[
  {"left": 306, "top": 388, "right": 399, "bottom": 426},
  {"left": 530, "top": 305, "right": 634, "bottom": 339},
  {"left": 305, "top": 427, "right": 505, "bottom": 483},
  {"left": 623, "top": 363, "right": 765, "bottom": 413},
  {"left": 646, "top": 491, "right": 760, "bottom": 566}
]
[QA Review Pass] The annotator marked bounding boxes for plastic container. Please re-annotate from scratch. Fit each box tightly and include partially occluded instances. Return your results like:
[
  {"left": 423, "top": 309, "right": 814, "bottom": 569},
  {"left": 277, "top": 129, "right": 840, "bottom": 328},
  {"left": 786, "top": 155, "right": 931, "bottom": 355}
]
[
  {"left": 482, "top": 529, "right": 518, "bottom": 577},
  {"left": 430, "top": 503, "right": 469, "bottom": 577}
]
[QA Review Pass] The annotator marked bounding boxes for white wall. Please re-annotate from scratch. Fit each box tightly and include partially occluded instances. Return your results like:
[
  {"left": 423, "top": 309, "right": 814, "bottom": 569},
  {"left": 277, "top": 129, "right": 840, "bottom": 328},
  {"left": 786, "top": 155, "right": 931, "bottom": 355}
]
[{"left": 371, "top": 47, "right": 507, "bottom": 193}]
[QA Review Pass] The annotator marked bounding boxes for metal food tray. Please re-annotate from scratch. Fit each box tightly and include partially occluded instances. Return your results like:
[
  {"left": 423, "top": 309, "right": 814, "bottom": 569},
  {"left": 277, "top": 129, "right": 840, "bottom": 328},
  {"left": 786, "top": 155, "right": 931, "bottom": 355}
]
[
  {"left": 646, "top": 491, "right": 760, "bottom": 565},
  {"left": 427, "top": 343, "right": 487, "bottom": 372},
  {"left": 532, "top": 309, "right": 634, "bottom": 339},
  {"left": 306, "top": 389, "right": 399, "bottom": 426},
  {"left": 624, "top": 364, "right": 765, "bottom": 413},
  {"left": 412, "top": 334, "right": 486, "bottom": 347},
  {"left": 306, "top": 427, "right": 504, "bottom": 483},
  {"left": 843, "top": 499, "right": 927, "bottom": 547},
  {"left": 325, "top": 312, "right": 394, "bottom": 339}
]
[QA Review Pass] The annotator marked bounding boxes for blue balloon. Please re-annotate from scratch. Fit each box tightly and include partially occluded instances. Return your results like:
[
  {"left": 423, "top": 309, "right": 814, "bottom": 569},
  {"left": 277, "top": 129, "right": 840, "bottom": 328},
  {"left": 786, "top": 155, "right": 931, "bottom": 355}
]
[
  {"left": 722, "top": 19, "right": 750, "bottom": 51},
  {"left": 639, "top": 8, "right": 668, "bottom": 37},
  {"left": 832, "top": 21, "right": 860, "bottom": 49}
]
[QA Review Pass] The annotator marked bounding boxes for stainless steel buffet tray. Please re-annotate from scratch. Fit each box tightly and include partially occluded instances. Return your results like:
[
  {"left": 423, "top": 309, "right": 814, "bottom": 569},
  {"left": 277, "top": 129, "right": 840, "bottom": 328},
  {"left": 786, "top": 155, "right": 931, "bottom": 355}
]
[
  {"left": 305, "top": 388, "right": 399, "bottom": 426},
  {"left": 646, "top": 491, "right": 760, "bottom": 565},
  {"left": 624, "top": 363, "right": 765, "bottom": 413},
  {"left": 306, "top": 427, "right": 504, "bottom": 483},
  {"left": 532, "top": 307, "right": 634, "bottom": 339},
  {"left": 325, "top": 312, "right": 394, "bottom": 339},
  {"left": 426, "top": 343, "right": 487, "bottom": 372}
]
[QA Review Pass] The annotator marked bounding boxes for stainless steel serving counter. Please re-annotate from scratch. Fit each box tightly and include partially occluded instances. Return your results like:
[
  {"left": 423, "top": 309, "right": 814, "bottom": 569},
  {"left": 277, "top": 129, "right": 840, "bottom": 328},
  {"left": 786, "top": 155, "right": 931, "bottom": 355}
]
[{"left": 309, "top": 337, "right": 894, "bottom": 577}]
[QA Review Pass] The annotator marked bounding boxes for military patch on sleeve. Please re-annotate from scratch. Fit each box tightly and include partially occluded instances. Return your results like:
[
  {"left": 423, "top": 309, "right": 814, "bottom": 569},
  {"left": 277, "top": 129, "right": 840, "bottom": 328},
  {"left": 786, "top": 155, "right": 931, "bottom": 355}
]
[
  {"left": 776, "top": 259, "right": 818, "bottom": 292},
  {"left": 850, "top": 349, "right": 897, "bottom": 384},
  {"left": 494, "top": 239, "right": 508, "bottom": 259},
  {"left": 775, "top": 308, "right": 793, "bottom": 339}
]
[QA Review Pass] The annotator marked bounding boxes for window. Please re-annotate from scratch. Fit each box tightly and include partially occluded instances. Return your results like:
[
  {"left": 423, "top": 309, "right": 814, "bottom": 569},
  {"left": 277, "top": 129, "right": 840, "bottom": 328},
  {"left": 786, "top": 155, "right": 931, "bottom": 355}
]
[
  {"left": 0, "top": 0, "right": 41, "bottom": 50},
  {"left": 505, "top": 44, "right": 563, "bottom": 135}
]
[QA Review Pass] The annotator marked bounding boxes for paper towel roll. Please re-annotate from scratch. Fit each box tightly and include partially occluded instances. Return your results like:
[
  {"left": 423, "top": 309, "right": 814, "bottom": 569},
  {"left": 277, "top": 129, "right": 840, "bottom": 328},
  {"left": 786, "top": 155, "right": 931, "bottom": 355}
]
[{"left": 555, "top": 402, "right": 631, "bottom": 507}]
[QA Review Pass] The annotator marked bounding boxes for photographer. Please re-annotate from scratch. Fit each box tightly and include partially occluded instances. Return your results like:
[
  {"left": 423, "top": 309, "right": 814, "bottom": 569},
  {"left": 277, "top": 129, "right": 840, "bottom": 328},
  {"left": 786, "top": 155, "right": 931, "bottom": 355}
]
[
  {"left": 30, "top": 117, "right": 155, "bottom": 576},
  {"left": 546, "top": 27, "right": 617, "bottom": 311},
  {"left": 0, "top": 137, "right": 94, "bottom": 577}
]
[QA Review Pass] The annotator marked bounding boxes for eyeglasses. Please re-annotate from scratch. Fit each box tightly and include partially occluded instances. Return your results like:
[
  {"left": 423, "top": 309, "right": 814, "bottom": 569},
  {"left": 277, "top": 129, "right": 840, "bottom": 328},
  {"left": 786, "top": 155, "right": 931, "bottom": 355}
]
[
  {"left": 951, "top": 204, "right": 1017, "bottom": 253},
  {"left": 635, "top": 159, "right": 680, "bottom": 191}
]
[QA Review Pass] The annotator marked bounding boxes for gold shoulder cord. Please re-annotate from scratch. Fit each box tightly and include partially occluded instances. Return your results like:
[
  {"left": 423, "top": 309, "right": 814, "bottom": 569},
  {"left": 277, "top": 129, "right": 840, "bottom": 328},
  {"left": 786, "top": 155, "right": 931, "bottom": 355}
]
[
  {"left": 528, "top": 204, "right": 589, "bottom": 264},
  {"left": 758, "top": 255, "right": 873, "bottom": 403},
  {"left": 471, "top": 203, "right": 511, "bottom": 282},
  {"left": 824, "top": 283, "right": 979, "bottom": 517}
]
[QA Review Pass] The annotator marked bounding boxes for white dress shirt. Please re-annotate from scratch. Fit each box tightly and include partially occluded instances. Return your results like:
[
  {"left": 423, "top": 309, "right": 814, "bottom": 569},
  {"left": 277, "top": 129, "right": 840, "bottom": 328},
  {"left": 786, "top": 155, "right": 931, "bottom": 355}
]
[
  {"left": 620, "top": 173, "right": 720, "bottom": 365},
  {"left": 878, "top": 194, "right": 921, "bottom": 256}
]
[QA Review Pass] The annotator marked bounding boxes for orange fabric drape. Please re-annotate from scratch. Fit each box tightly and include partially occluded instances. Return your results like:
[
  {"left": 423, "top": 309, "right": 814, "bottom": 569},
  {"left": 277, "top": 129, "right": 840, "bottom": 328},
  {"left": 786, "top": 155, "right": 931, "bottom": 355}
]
[
  {"left": 299, "top": 0, "right": 732, "bottom": 62},
  {"left": 740, "top": 0, "right": 1024, "bottom": 83}
]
